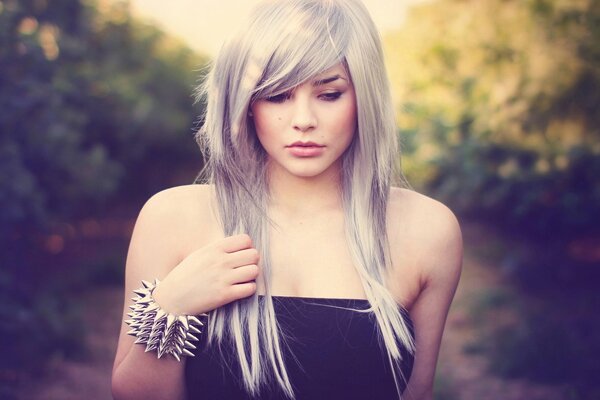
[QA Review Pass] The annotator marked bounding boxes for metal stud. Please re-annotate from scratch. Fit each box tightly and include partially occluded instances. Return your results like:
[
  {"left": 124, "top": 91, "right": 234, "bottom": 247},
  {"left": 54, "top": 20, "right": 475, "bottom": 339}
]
[{"left": 123, "top": 278, "right": 207, "bottom": 362}]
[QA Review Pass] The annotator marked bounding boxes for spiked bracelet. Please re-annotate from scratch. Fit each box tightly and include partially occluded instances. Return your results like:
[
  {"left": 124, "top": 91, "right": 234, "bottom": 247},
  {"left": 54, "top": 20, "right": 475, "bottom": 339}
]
[{"left": 125, "top": 278, "right": 207, "bottom": 362}]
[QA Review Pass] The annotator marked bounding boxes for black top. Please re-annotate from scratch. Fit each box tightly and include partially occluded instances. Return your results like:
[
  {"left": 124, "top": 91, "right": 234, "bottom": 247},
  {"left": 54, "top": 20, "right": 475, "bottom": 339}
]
[{"left": 185, "top": 296, "right": 414, "bottom": 400}]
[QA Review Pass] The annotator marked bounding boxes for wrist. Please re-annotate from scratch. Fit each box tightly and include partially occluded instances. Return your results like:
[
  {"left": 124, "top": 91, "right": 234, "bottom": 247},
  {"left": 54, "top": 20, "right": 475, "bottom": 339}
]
[
  {"left": 125, "top": 279, "right": 206, "bottom": 362},
  {"left": 151, "top": 282, "right": 188, "bottom": 316}
]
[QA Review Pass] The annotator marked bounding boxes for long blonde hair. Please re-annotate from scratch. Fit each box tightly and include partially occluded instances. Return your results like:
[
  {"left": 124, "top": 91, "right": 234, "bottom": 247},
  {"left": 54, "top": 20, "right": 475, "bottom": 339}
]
[{"left": 195, "top": 0, "right": 414, "bottom": 398}]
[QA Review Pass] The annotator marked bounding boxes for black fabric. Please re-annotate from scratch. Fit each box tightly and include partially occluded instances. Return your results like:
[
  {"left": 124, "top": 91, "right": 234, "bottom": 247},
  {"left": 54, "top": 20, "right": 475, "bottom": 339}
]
[{"left": 185, "top": 296, "right": 414, "bottom": 400}]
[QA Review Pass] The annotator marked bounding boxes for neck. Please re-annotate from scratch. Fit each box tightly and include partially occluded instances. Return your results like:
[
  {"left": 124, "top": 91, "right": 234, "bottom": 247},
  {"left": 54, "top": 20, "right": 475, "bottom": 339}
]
[{"left": 267, "top": 161, "right": 343, "bottom": 217}]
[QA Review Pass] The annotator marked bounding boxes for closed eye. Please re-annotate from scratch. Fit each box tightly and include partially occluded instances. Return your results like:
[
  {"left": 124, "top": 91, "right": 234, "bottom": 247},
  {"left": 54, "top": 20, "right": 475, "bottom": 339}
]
[
  {"left": 265, "top": 92, "right": 292, "bottom": 103},
  {"left": 320, "top": 92, "right": 342, "bottom": 101}
]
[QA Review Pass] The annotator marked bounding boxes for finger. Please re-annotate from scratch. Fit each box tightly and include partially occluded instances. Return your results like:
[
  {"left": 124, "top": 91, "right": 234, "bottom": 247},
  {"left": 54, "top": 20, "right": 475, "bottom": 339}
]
[
  {"left": 218, "top": 234, "right": 253, "bottom": 253},
  {"left": 226, "top": 264, "right": 260, "bottom": 284},
  {"left": 228, "top": 281, "right": 257, "bottom": 300},
  {"left": 223, "top": 248, "right": 260, "bottom": 269}
]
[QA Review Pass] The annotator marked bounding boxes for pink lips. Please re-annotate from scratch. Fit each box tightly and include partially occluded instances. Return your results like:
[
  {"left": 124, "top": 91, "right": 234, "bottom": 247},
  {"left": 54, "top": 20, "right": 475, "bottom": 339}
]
[{"left": 286, "top": 141, "right": 325, "bottom": 157}]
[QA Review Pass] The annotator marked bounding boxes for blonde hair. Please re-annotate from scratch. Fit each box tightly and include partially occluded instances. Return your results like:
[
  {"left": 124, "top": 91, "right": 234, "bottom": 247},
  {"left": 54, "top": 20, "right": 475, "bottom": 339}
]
[{"left": 195, "top": 0, "right": 414, "bottom": 398}]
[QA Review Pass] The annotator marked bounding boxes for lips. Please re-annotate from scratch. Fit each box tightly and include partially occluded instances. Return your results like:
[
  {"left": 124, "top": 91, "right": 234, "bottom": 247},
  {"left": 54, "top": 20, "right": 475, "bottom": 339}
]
[
  {"left": 286, "top": 141, "right": 326, "bottom": 157},
  {"left": 286, "top": 141, "right": 325, "bottom": 148}
]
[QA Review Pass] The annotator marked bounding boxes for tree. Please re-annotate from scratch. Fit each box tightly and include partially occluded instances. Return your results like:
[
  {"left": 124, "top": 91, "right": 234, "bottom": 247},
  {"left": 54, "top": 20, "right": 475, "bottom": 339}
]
[
  {"left": 386, "top": 0, "right": 600, "bottom": 238},
  {"left": 0, "top": 0, "right": 207, "bottom": 393}
]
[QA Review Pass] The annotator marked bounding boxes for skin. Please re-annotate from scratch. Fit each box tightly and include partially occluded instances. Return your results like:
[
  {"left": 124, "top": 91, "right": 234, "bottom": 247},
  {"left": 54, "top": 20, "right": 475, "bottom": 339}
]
[
  {"left": 111, "top": 63, "right": 462, "bottom": 400},
  {"left": 250, "top": 63, "right": 356, "bottom": 181}
]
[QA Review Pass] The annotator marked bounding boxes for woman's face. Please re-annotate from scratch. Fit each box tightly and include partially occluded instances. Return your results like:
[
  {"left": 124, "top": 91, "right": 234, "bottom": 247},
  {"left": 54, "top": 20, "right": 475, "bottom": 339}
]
[{"left": 250, "top": 63, "right": 357, "bottom": 180}]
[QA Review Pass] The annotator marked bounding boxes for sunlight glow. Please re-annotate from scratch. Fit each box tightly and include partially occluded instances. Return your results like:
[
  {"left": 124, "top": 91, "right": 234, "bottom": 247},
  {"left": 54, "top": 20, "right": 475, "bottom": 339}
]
[{"left": 125, "top": 0, "right": 435, "bottom": 57}]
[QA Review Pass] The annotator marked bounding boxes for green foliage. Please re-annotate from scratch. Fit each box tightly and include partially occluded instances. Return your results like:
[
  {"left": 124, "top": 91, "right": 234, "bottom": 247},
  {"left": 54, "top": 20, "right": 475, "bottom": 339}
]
[
  {"left": 0, "top": 0, "right": 206, "bottom": 237},
  {"left": 387, "top": 0, "right": 600, "bottom": 239},
  {"left": 0, "top": 0, "right": 207, "bottom": 393},
  {"left": 386, "top": 1, "right": 600, "bottom": 394}
]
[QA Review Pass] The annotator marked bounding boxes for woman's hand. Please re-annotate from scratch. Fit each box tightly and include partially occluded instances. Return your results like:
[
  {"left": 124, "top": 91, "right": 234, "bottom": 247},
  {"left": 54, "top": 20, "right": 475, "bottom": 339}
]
[
  {"left": 113, "top": 187, "right": 252, "bottom": 400},
  {"left": 152, "top": 234, "right": 260, "bottom": 316}
]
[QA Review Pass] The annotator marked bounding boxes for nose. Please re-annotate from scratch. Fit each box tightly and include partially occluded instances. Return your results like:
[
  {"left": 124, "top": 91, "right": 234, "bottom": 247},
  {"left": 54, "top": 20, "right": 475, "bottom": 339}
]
[{"left": 291, "top": 98, "right": 317, "bottom": 132}]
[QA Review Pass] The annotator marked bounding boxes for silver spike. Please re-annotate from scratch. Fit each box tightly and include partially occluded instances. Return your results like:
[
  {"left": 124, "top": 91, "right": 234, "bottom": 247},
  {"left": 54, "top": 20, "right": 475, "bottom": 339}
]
[
  {"left": 188, "top": 325, "right": 201, "bottom": 334},
  {"left": 166, "top": 314, "right": 177, "bottom": 329},
  {"left": 133, "top": 287, "right": 150, "bottom": 296},
  {"left": 155, "top": 308, "right": 166, "bottom": 321},
  {"left": 137, "top": 294, "right": 153, "bottom": 304},
  {"left": 157, "top": 349, "right": 166, "bottom": 359},
  {"left": 176, "top": 324, "right": 186, "bottom": 337},
  {"left": 141, "top": 280, "right": 153, "bottom": 288},
  {"left": 134, "top": 337, "right": 146, "bottom": 345},
  {"left": 184, "top": 340, "right": 197, "bottom": 350},
  {"left": 187, "top": 315, "right": 203, "bottom": 326},
  {"left": 124, "top": 279, "right": 206, "bottom": 362},
  {"left": 146, "top": 303, "right": 159, "bottom": 312},
  {"left": 148, "top": 336, "right": 160, "bottom": 344},
  {"left": 178, "top": 316, "right": 189, "bottom": 330}
]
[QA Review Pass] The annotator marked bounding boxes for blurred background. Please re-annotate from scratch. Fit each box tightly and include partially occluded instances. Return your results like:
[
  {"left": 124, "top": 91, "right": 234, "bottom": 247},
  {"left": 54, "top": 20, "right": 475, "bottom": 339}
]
[{"left": 1, "top": 0, "right": 598, "bottom": 399}]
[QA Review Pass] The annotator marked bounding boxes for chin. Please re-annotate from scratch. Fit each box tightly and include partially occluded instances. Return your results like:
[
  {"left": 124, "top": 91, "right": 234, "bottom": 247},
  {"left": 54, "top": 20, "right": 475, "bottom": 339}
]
[
  {"left": 269, "top": 157, "right": 342, "bottom": 179},
  {"left": 286, "top": 164, "right": 337, "bottom": 179},
  {"left": 288, "top": 169, "right": 326, "bottom": 178}
]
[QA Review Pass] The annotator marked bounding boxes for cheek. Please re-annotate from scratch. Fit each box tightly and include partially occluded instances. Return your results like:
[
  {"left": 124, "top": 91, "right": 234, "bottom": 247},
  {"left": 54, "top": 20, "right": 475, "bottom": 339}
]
[
  {"left": 252, "top": 104, "right": 279, "bottom": 128},
  {"left": 335, "top": 99, "right": 357, "bottom": 135},
  {"left": 339, "top": 102, "right": 357, "bottom": 149},
  {"left": 250, "top": 106, "right": 268, "bottom": 136},
  {"left": 252, "top": 109, "right": 281, "bottom": 148}
]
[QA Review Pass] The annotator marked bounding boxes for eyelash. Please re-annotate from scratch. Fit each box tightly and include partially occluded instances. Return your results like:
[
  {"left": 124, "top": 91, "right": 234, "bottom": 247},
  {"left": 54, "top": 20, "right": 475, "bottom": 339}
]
[
  {"left": 320, "top": 92, "right": 342, "bottom": 101},
  {"left": 265, "top": 91, "right": 342, "bottom": 103},
  {"left": 265, "top": 93, "right": 291, "bottom": 103}
]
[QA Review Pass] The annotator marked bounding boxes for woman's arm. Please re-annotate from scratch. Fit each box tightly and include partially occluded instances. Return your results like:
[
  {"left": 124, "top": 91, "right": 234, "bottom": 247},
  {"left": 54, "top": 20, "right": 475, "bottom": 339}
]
[
  {"left": 405, "top": 201, "right": 462, "bottom": 400},
  {"left": 390, "top": 192, "right": 463, "bottom": 400},
  {"left": 111, "top": 189, "right": 191, "bottom": 400},
  {"left": 111, "top": 186, "right": 259, "bottom": 400}
]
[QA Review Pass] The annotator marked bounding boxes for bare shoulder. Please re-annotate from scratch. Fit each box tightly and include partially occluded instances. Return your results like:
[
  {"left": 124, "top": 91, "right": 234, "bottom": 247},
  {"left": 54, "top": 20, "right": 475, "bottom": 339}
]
[
  {"left": 113, "top": 184, "right": 220, "bottom": 371},
  {"left": 388, "top": 187, "right": 461, "bottom": 240},
  {"left": 388, "top": 189, "right": 462, "bottom": 396},
  {"left": 141, "top": 184, "right": 214, "bottom": 221},
  {"left": 388, "top": 187, "right": 463, "bottom": 285},
  {"left": 134, "top": 184, "right": 221, "bottom": 262}
]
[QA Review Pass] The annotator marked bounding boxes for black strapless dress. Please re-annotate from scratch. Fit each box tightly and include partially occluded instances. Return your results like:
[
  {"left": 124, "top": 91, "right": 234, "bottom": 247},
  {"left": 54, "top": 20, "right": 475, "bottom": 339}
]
[{"left": 185, "top": 296, "right": 414, "bottom": 399}]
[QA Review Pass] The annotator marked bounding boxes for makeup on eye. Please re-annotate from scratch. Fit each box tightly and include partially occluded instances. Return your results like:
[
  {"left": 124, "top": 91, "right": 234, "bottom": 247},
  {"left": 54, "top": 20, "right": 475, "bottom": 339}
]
[
  {"left": 265, "top": 92, "right": 292, "bottom": 103},
  {"left": 262, "top": 73, "right": 350, "bottom": 104},
  {"left": 319, "top": 91, "right": 342, "bottom": 101},
  {"left": 265, "top": 89, "right": 344, "bottom": 103}
]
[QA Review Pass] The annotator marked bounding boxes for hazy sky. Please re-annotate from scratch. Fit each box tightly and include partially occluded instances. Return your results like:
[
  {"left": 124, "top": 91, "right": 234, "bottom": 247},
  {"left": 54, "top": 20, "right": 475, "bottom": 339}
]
[{"left": 127, "top": 0, "right": 433, "bottom": 57}]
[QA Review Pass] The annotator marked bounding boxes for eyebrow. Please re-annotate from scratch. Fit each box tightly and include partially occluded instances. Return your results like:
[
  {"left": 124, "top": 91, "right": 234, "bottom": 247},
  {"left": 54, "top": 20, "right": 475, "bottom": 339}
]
[{"left": 313, "top": 75, "right": 347, "bottom": 86}]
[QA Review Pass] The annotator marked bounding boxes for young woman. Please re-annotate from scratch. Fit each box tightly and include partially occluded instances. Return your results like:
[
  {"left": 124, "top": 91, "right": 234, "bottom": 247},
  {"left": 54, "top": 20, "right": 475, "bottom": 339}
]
[{"left": 111, "top": 1, "right": 462, "bottom": 399}]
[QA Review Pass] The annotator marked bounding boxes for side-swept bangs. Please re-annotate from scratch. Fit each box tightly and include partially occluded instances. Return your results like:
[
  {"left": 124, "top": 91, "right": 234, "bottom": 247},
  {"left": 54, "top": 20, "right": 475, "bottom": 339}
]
[{"left": 244, "top": 0, "right": 352, "bottom": 101}]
